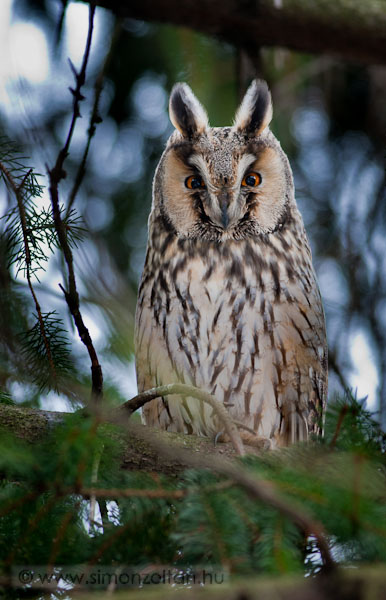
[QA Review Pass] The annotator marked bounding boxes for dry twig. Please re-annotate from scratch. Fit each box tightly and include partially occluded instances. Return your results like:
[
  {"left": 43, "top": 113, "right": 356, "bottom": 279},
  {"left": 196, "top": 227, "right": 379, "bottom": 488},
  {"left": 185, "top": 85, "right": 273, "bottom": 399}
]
[
  {"left": 121, "top": 383, "right": 245, "bottom": 456},
  {"left": 67, "top": 18, "right": 123, "bottom": 214},
  {"left": 48, "top": 3, "right": 103, "bottom": 402}
]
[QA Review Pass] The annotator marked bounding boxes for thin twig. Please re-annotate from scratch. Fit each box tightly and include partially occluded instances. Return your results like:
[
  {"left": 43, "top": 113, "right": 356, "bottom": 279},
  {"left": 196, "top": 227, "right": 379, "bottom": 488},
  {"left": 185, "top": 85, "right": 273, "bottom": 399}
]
[
  {"left": 0, "top": 160, "right": 56, "bottom": 381},
  {"left": 329, "top": 350, "right": 350, "bottom": 392},
  {"left": 71, "top": 480, "right": 234, "bottom": 593},
  {"left": 50, "top": 3, "right": 96, "bottom": 185},
  {"left": 329, "top": 404, "right": 349, "bottom": 449},
  {"left": 121, "top": 383, "right": 245, "bottom": 456},
  {"left": 0, "top": 490, "right": 39, "bottom": 519},
  {"left": 233, "top": 420, "right": 258, "bottom": 437},
  {"left": 48, "top": 3, "right": 103, "bottom": 402},
  {"left": 79, "top": 487, "right": 187, "bottom": 500},
  {"left": 67, "top": 18, "right": 122, "bottom": 215},
  {"left": 17, "top": 168, "right": 33, "bottom": 193},
  {"left": 55, "top": 0, "right": 69, "bottom": 47}
]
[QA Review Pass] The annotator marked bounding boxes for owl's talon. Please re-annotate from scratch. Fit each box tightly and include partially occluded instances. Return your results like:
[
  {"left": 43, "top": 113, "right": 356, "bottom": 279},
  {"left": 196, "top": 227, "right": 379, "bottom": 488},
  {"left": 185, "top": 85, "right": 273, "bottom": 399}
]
[{"left": 214, "top": 431, "right": 224, "bottom": 446}]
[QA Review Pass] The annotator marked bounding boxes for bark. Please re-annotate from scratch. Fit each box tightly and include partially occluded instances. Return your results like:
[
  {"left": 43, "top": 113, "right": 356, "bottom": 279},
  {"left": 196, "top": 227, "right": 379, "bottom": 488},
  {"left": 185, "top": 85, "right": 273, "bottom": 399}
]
[
  {"left": 0, "top": 403, "right": 334, "bottom": 568},
  {"left": 74, "top": 566, "right": 386, "bottom": 600},
  {"left": 0, "top": 403, "right": 254, "bottom": 476},
  {"left": 76, "top": 0, "right": 386, "bottom": 65}
]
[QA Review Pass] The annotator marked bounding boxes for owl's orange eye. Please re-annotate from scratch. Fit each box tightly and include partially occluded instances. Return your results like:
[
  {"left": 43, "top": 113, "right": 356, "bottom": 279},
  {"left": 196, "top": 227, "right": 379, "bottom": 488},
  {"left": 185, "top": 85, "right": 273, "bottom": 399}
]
[
  {"left": 241, "top": 172, "right": 262, "bottom": 187},
  {"left": 185, "top": 175, "right": 205, "bottom": 190}
]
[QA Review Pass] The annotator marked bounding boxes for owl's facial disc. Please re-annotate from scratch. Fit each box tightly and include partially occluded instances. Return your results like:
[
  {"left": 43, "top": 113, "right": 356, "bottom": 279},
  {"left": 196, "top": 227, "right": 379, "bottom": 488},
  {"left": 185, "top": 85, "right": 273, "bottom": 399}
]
[
  {"left": 159, "top": 80, "right": 293, "bottom": 240},
  {"left": 160, "top": 138, "right": 289, "bottom": 240},
  {"left": 186, "top": 151, "right": 263, "bottom": 231}
]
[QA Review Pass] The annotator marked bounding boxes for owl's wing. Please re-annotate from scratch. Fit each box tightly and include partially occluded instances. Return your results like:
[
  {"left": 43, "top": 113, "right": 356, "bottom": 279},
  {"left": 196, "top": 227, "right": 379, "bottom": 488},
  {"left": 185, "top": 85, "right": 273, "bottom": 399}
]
[
  {"left": 135, "top": 293, "right": 187, "bottom": 431},
  {"left": 274, "top": 277, "right": 327, "bottom": 443}
]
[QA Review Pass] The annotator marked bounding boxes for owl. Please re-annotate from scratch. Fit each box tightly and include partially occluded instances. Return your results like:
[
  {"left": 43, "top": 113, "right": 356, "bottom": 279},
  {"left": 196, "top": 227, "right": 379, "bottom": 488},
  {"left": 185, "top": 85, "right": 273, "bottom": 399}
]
[{"left": 135, "top": 79, "right": 327, "bottom": 448}]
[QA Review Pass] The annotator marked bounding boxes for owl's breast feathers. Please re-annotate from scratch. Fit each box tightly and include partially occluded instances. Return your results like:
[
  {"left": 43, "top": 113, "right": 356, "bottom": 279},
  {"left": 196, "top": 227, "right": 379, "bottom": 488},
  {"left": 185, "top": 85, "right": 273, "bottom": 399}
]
[{"left": 135, "top": 209, "right": 327, "bottom": 447}]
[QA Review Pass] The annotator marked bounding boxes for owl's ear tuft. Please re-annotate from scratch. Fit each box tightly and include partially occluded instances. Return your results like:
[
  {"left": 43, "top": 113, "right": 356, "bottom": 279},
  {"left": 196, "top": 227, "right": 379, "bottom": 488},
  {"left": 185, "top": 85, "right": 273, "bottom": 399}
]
[
  {"left": 234, "top": 79, "right": 272, "bottom": 137},
  {"left": 169, "top": 83, "right": 209, "bottom": 139}
]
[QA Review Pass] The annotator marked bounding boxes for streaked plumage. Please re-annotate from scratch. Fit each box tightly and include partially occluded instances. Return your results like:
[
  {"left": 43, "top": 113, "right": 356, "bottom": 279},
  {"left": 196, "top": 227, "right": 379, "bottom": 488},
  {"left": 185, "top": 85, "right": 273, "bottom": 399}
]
[{"left": 135, "top": 80, "right": 327, "bottom": 447}]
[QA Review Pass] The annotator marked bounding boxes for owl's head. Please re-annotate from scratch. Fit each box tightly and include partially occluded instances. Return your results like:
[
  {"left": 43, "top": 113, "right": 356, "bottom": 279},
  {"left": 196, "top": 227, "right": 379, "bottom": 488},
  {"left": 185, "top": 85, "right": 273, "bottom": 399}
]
[{"left": 154, "top": 80, "right": 295, "bottom": 242}]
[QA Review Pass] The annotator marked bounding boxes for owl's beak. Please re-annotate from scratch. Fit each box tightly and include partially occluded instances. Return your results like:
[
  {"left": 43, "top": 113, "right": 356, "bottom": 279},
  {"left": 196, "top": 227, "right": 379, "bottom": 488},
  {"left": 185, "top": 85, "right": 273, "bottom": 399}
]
[
  {"left": 221, "top": 199, "right": 229, "bottom": 229},
  {"left": 219, "top": 190, "right": 230, "bottom": 229}
]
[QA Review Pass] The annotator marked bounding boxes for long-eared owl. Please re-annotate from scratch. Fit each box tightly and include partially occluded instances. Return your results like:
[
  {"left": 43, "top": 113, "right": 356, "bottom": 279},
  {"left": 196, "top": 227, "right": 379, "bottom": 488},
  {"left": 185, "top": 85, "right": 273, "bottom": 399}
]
[{"left": 135, "top": 80, "right": 327, "bottom": 448}]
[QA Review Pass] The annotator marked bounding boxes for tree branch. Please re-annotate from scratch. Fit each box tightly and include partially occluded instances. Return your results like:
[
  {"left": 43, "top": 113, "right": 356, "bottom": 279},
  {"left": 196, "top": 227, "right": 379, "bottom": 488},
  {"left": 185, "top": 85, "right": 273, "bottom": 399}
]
[
  {"left": 130, "top": 422, "right": 334, "bottom": 572},
  {"left": 48, "top": 3, "right": 103, "bottom": 402},
  {"left": 76, "top": 0, "right": 386, "bottom": 66},
  {"left": 0, "top": 403, "right": 249, "bottom": 474},
  {"left": 66, "top": 18, "right": 123, "bottom": 214},
  {"left": 0, "top": 162, "right": 56, "bottom": 383},
  {"left": 122, "top": 383, "right": 246, "bottom": 456},
  {"left": 0, "top": 401, "right": 333, "bottom": 570},
  {"left": 51, "top": 3, "right": 96, "bottom": 183}
]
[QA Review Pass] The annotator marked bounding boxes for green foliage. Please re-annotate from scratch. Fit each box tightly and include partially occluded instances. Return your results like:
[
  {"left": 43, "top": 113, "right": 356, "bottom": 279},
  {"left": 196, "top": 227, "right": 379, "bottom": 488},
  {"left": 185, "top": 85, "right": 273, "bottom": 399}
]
[
  {"left": 323, "top": 391, "right": 386, "bottom": 453},
  {"left": 0, "top": 137, "right": 43, "bottom": 196},
  {"left": 4, "top": 203, "right": 84, "bottom": 278},
  {"left": 0, "top": 134, "right": 83, "bottom": 278},
  {"left": 0, "top": 390, "right": 14, "bottom": 405},
  {"left": 19, "top": 311, "right": 74, "bottom": 391},
  {"left": 0, "top": 135, "right": 85, "bottom": 394},
  {"left": 1, "top": 396, "right": 386, "bottom": 597}
]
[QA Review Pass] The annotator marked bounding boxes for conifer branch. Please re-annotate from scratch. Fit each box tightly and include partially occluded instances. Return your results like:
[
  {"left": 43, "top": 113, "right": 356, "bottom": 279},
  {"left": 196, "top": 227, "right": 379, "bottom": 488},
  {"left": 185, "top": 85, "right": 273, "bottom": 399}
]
[
  {"left": 329, "top": 403, "right": 349, "bottom": 449},
  {"left": 0, "top": 160, "right": 56, "bottom": 383},
  {"left": 4, "top": 494, "right": 59, "bottom": 568},
  {"left": 129, "top": 423, "right": 335, "bottom": 572},
  {"left": 121, "top": 383, "right": 246, "bottom": 456},
  {"left": 215, "top": 460, "right": 335, "bottom": 572},
  {"left": 47, "top": 502, "right": 81, "bottom": 568},
  {"left": 48, "top": 3, "right": 103, "bottom": 402}
]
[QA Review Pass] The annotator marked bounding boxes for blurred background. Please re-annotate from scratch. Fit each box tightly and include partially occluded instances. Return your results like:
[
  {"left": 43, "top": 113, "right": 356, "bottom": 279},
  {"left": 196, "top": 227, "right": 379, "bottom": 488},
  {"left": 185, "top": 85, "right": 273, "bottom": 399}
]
[{"left": 1, "top": 0, "right": 385, "bottom": 422}]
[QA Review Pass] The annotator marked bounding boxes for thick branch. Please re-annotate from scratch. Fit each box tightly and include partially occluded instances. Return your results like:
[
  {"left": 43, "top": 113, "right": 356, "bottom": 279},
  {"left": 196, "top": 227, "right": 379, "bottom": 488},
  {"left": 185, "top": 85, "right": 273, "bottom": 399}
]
[
  {"left": 77, "top": 0, "right": 386, "bottom": 66},
  {"left": 0, "top": 402, "right": 333, "bottom": 569},
  {"left": 0, "top": 403, "right": 249, "bottom": 474}
]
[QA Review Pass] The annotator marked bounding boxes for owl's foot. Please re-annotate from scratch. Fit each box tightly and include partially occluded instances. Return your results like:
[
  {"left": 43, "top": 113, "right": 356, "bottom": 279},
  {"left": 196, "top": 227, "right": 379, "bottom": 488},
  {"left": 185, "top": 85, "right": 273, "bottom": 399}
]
[
  {"left": 240, "top": 431, "right": 272, "bottom": 450},
  {"left": 213, "top": 430, "right": 272, "bottom": 450}
]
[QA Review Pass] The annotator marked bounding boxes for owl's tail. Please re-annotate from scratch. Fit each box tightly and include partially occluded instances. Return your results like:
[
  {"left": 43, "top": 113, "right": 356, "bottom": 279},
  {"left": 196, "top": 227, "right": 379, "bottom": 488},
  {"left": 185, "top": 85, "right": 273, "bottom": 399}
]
[{"left": 281, "top": 409, "right": 309, "bottom": 445}]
